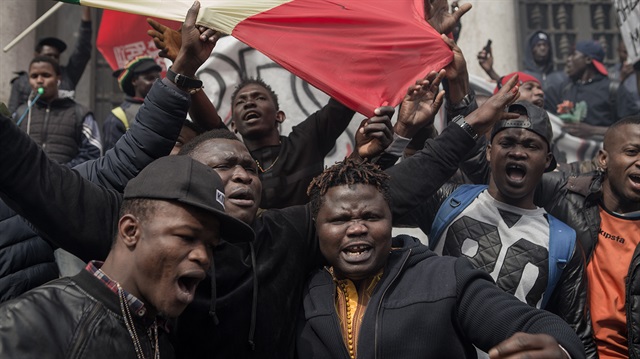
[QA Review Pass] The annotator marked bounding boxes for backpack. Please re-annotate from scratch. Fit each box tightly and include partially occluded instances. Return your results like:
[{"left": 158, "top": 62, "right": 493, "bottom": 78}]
[{"left": 429, "top": 184, "right": 576, "bottom": 309}]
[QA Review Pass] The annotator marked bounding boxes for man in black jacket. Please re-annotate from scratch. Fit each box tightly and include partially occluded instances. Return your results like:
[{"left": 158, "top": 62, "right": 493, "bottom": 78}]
[
  {"left": 0, "top": 155, "right": 253, "bottom": 358},
  {"left": 297, "top": 158, "right": 584, "bottom": 358}
]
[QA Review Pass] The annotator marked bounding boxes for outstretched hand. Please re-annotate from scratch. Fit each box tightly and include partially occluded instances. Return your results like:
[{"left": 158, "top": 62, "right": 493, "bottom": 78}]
[
  {"left": 396, "top": 70, "right": 446, "bottom": 138},
  {"left": 354, "top": 107, "right": 395, "bottom": 159},
  {"left": 489, "top": 333, "right": 569, "bottom": 359},
  {"left": 147, "top": 18, "right": 182, "bottom": 62},
  {"left": 464, "top": 73, "right": 521, "bottom": 136},
  {"left": 170, "top": 1, "right": 221, "bottom": 77},
  {"left": 427, "top": 0, "right": 472, "bottom": 35}
]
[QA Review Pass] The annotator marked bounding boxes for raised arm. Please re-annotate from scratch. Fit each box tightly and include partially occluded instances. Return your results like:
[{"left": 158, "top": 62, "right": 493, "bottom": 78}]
[
  {"left": 65, "top": 7, "right": 93, "bottom": 87},
  {"left": 0, "top": 112, "right": 118, "bottom": 262},
  {"left": 388, "top": 75, "right": 521, "bottom": 225},
  {"left": 147, "top": 17, "right": 225, "bottom": 131},
  {"left": 73, "top": 79, "right": 190, "bottom": 191}
]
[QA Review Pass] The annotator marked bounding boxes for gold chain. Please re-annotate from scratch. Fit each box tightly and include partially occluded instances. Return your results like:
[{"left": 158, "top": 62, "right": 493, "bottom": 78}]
[
  {"left": 255, "top": 154, "right": 280, "bottom": 173},
  {"left": 340, "top": 282, "right": 356, "bottom": 359},
  {"left": 118, "top": 284, "right": 160, "bottom": 359}
]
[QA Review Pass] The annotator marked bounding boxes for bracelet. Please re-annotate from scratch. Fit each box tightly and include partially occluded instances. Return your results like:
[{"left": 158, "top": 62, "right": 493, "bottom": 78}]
[{"left": 166, "top": 67, "right": 203, "bottom": 93}]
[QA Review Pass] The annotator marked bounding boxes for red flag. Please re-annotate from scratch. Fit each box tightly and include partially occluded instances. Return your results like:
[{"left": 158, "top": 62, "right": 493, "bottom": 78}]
[
  {"left": 228, "top": 0, "right": 452, "bottom": 117},
  {"left": 89, "top": 0, "right": 451, "bottom": 116},
  {"left": 96, "top": 10, "right": 180, "bottom": 73}
]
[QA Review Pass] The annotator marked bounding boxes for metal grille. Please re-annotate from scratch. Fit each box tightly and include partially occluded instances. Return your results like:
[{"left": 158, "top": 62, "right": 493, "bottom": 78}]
[{"left": 518, "top": 0, "right": 622, "bottom": 71}]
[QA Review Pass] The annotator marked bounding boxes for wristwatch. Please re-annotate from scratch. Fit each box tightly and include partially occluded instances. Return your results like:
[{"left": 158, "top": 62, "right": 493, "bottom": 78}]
[
  {"left": 166, "top": 67, "right": 203, "bottom": 94},
  {"left": 452, "top": 115, "right": 478, "bottom": 140}
]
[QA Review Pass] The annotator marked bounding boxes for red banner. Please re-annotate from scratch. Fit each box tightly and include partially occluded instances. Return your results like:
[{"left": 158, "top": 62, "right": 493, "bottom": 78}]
[{"left": 96, "top": 10, "right": 180, "bottom": 73}]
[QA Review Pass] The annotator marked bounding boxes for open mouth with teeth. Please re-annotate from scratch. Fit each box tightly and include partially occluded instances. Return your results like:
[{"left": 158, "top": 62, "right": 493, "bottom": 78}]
[
  {"left": 176, "top": 275, "right": 203, "bottom": 304},
  {"left": 629, "top": 174, "right": 640, "bottom": 188},
  {"left": 244, "top": 112, "right": 260, "bottom": 121},
  {"left": 341, "top": 244, "right": 373, "bottom": 263},
  {"left": 506, "top": 164, "right": 527, "bottom": 182}
]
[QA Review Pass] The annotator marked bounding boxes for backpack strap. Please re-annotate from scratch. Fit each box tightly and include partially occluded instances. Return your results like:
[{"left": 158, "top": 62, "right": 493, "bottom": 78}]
[
  {"left": 541, "top": 214, "right": 576, "bottom": 309},
  {"left": 110, "top": 106, "right": 129, "bottom": 130},
  {"left": 429, "top": 185, "right": 487, "bottom": 250}
]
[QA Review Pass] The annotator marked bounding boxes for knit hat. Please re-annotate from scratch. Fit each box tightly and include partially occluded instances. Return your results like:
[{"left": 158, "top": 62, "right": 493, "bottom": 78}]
[
  {"left": 493, "top": 72, "right": 541, "bottom": 94},
  {"left": 124, "top": 155, "right": 255, "bottom": 243},
  {"left": 113, "top": 56, "right": 162, "bottom": 97},
  {"left": 491, "top": 101, "right": 557, "bottom": 172},
  {"left": 575, "top": 40, "right": 608, "bottom": 76}
]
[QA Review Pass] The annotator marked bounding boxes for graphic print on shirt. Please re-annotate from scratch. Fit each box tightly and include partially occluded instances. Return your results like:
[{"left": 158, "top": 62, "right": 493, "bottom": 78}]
[{"left": 438, "top": 191, "right": 550, "bottom": 308}]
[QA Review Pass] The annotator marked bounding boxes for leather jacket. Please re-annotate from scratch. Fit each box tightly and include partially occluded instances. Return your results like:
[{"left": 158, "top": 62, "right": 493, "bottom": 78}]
[{"left": 0, "top": 269, "right": 174, "bottom": 358}]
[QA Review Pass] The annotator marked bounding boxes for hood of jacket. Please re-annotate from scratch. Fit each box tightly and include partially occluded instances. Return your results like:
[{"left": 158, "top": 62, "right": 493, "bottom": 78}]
[{"left": 523, "top": 31, "right": 555, "bottom": 76}]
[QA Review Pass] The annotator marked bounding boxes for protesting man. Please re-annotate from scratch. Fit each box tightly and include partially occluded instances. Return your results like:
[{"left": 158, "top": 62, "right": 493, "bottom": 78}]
[
  {"left": 8, "top": 7, "right": 93, "bottom": 114},
  {"left": 298, "top": 158, "right": 584, "bottom": 358},
  {"left": 0, "top": 155, "right": 254, "bottom": 358}
]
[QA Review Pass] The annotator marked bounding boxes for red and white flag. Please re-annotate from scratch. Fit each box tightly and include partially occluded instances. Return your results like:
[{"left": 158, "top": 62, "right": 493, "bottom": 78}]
[{"left": 69, "top": 0, "right": 451, "bottom": 116}]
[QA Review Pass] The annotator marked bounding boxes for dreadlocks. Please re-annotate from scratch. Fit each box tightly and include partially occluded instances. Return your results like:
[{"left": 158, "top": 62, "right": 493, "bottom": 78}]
[{"left": 307, "top": 158, "right": 391, "bottom": 219}]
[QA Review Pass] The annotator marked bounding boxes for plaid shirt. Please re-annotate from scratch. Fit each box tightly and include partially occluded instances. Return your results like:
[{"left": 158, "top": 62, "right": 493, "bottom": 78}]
[{"left": 86, "top": 261, "right": 168, "bottom": 330}]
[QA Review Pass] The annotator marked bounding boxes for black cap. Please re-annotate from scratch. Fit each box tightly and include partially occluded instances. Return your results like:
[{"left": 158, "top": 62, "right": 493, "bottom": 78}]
[
  {"left": 36, "top": 37, "right": 67, "bottom": 53},
  {"left": 491, "top": 101, "right": 557, "bottom": 172},
  {"left": 123, "top": 156, "right": 255, "bottom": 243},
  {"left": 113, "top": 56, "right": 163, "bottom": 96}
]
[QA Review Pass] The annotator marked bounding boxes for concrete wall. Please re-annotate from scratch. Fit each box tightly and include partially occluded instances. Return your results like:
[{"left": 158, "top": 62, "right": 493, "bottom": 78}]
[
  {"left": 0, "top": 1, "right": 37, "bottom": 108},
  {"left": 457, "top": 0, "right": 520, "bottom": 83}
]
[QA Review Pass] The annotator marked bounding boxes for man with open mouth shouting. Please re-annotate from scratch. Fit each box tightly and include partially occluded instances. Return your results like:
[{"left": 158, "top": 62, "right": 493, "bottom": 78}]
[
  {"left": 297, "top": 158, "right": 584, "bottom": 359},
  {"left": 0, "top": 155, "right": 254, "bottom": 358},
  {"left": 395, "top": 100, "right": 596, "bottom": 357}
]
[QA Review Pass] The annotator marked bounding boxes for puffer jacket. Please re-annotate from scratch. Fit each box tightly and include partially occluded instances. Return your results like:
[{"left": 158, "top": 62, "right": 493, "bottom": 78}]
[
  {"left": 0, "top": 199, "right": 57, "bottom": 303},
  {"left": 297, "top": 235, "right": 585, "bottom": 359},
  {"left": 0, "top": 269, "right": 174, "bottom": 358},
  {"left": 536, "top": 170, "right": 640, "bottom": 358}
]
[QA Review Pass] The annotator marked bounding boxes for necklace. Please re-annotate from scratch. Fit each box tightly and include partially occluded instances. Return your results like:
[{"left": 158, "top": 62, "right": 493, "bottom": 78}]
[
  {"left": 339, "top": 281, "right": 356, "bottom": 359},
  {"left": 117, "top": 284, "right": 160, "bottom": 359},
  {"left": 255, "top": 154, "right": 280, "bottom": 173}
]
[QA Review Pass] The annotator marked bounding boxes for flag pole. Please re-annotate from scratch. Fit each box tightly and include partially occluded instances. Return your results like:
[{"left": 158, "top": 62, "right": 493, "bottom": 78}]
[{"left": 3, "top": 2, "right": 66, "bottom": 53}]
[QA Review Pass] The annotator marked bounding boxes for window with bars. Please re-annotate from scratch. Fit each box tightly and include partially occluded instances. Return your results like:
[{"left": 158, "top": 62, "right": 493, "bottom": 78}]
[{"left": 518, "top": 0, "right": 622, "bottom": 71}]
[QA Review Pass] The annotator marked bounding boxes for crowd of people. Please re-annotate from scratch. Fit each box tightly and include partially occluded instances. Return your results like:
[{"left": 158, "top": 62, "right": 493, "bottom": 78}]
[{"left": 1, "top": 1, "right": 639, "bottom": 358}]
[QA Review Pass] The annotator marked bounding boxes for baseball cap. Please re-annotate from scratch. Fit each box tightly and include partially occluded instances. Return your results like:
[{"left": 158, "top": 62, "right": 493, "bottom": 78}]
[
  {"left": 124, "top": 155, "right": 255, "bottom": 243},
  {"left": 490, "top": 101, "right": 557, "bottom": 172},
  {"left": 575, "top": 40, "right": 608, "bottom": 76},
  {"left": 36, "top": 37, "right": 67, "bottom": 53},
  {"left": 113, "top": 56, "right": 163, "bottom": 97},
  {"left": 493, "top": 72, "right": 541, "bottom": 94}
]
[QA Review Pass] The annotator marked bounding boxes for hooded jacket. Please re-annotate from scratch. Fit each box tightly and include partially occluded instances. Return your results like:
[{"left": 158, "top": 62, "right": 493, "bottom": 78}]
[
  {"left": 522, "top": 31, "right": 569, "bottom": 112},
  {"left": 297, "top": 235, "right": 585, "bottom": 358}
]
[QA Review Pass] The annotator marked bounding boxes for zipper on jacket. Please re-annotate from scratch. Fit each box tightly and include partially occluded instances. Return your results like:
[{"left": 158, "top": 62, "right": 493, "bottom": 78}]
[
  {"left": 626, "top": 246, "right": 640, "bottom": 359},
  {"left": 42, "top": 106, "right": 50, "bottom": 150},
  {"left": 374, "top": 249, "right": 411, "bottom": 359}
]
